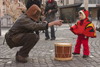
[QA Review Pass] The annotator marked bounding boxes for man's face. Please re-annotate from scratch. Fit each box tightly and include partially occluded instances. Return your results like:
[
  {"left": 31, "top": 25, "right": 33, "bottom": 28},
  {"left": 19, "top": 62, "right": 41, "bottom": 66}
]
[{"left": 14, "top": 0, "right": 18, "bottom": 2}]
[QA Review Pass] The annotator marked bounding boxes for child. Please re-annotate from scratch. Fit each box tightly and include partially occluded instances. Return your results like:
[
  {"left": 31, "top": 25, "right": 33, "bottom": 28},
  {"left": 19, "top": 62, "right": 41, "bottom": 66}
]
[{"left": 70, "top": 9, "right": 96, "bottom": 58}]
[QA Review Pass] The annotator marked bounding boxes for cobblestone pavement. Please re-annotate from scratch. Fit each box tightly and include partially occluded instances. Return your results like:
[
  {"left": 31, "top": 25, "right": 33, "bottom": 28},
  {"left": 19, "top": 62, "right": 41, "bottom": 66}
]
[{"left": 0, "top": 20, "right": 100, "bottom": 67}]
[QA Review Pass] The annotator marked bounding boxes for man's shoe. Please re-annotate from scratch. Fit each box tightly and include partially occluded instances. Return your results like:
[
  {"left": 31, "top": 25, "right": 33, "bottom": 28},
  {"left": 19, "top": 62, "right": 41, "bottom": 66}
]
[
  {"left": 72, "top": 52, "right": 80, "bottom": 55},
  {"left": 16, "top": 51, "right": 29, "bottom": 58},
  {"left": 51, "top": 38, "right": 55, "bottom": 40},
  {"left": 45, "top": 38, "right": 50, "bottom": 40},
  {"left": 83, "top": 55, "right": 89, "bottom": 58},
  {"left": 16, "top": 55, "right": 28, "bottom": 63},
  {"left": 16, "top": 52, "right": 27, "bottom": 63}
]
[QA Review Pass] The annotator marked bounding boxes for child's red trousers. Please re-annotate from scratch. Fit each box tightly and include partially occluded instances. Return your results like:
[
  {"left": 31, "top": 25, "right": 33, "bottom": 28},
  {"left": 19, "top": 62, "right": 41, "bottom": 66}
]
[{"left": 74, "top": 34, "right": 89, "bottom": 56}]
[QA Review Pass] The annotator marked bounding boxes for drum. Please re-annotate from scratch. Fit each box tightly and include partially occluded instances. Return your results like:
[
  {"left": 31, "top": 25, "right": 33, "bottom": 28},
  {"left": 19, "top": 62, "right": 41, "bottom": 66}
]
[{"left": 54, "top": 42, "right": 72, "bottom": 61}]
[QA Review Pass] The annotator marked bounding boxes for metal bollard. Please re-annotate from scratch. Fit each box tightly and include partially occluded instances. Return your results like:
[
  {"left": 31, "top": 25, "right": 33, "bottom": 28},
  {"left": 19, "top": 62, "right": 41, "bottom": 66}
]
[
  {"left": 0, "top": 17, "right": 1, "bottom": 36},
  {"left": 0, "top": 8, "right": 1, "bottom": 36}
]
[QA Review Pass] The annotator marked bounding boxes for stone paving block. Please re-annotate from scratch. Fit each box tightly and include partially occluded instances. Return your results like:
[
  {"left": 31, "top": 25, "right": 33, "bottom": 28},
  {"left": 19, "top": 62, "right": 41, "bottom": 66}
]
[
  {"left": 40, "top": 62, "right": 47, "bottom": 65},
  {"left": 89, "top": 61, "right": 98, "bottom": 67},
  {"left": 33, "top": 59, "right": 39, "bottom": 63},
  {"left": 91, "top": 57, "right": 100, "bottom": 63},
  {"left": 60, "top": 61, "right": 67, "bottom": 65},
  {"left": 24, "top": 64, "right": 33, "bottom": 67},
  {"left": 66, "top": 61, "right": 77, "bottom": 67},
  {"left": 48, "top": 66, "right": 55, "bottom": 67},
  {"left": 86, "top": 65, "right": 95, "bottom": 67},
  {"left": 60, "top": 62, "right": 71, "bottom": 67},
  {"left": 11, "top": 66, "right": 17, "bottom": 67},
  {"left": 73, "top": 60, "right": 86, "bottom": 67},
  {"left": 0, "top": 63, "right": 5, "bottom": 67},
  {"left": 52, "top": 61, "right": 60, "bottom": 64},
  {"left": 40, "top": 64, "right": 48, "bottom": 67},
  {"left": 96, "top": 51, "right": 100, "bottom": 54},
  {"left": 32, "top": 62, "right": 40, "bottom": 65},
  {"left": 11, "top": 62, "right": 17, "bottom": 67},
  {"left": 63, "top": 65, "right": 71, "bottom": 67},
  {"left": 16, "top": 62, "right": 25, "bottom": 67},
  {"left": 54, "top": 63, "right": 62, "bottom": 66},
  {"left": 32, "top": 57, "right": 38, "bottom": 60},
  {"left": 55, "top": 66, "right": 64, "bottom": 67},
  {"left": 4, "top": 63, "right": 11, "bottom": 67},
  {"left": 46, "top": 61, "right": 53, "bottom": 64},
  {"left": 52, "top": 61, "right": 62, "bottom": 66},
  {"left": 84, "top": 58, "right": 94, "bottom": 62},
  {"left": 33, "top": 65, "right": 41, "bottom": 67},
  {"left": 47, "top": 64, "right": 55, "bottom": 67},
  {"left": 81, "top": 61, "right": 91, "bottom": 65}
]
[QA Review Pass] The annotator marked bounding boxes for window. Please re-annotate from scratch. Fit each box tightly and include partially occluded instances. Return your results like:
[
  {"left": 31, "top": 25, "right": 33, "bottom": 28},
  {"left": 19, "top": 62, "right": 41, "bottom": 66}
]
[
  {"left": 66, "top": 0, "right": 69, "bottom": 4},
  {"left": 74, "top": 0, "right": 83, "bottom": 4},
  {"left": 97, "top": 0, "right": 100, "bottom": 4},
  {"left": 89, "top": 0, "right": 96, "bottom": 4}
]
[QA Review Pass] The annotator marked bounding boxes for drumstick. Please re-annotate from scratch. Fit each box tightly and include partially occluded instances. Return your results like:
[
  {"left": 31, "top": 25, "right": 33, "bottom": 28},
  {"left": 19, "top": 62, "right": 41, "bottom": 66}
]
[{"left": 65, "top": 18, "right": 71, "bottom": 28}]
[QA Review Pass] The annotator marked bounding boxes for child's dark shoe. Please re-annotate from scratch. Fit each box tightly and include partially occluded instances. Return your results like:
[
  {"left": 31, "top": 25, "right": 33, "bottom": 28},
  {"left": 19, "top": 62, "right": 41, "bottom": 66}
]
[
  {"left": 83, "top": 55, "right": 89, "bottom": 58},
  {"left": 72, "top": 52, "right": 80, "bottom": 55}
]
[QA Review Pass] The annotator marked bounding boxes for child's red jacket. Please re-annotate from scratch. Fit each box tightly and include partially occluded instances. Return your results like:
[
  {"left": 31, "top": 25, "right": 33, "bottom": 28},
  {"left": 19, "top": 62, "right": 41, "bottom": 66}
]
[{"left": 70, "top": 9, "right": 96, "bottom": 38}]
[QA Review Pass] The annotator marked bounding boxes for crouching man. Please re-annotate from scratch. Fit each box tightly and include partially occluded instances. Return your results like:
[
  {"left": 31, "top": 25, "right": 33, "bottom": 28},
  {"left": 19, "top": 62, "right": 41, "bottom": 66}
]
[{"left": 5, "top": 4, "right": 63, "bottom": 63}]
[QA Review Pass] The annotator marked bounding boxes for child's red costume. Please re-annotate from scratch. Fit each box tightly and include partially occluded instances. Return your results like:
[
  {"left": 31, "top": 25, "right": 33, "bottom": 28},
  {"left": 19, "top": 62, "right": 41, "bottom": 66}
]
[{"left": 70, "top": 9, "right": 96, "bottom": 56}]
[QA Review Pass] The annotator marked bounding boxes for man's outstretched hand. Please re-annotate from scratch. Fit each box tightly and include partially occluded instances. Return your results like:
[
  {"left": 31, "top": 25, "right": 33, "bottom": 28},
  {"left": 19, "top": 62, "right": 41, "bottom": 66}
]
[
  {"left": 48, "top": 20, "right": 64, "bottom": 27},
  {"left": 53, "top": 20, "right": 63, "bottom": 26}
]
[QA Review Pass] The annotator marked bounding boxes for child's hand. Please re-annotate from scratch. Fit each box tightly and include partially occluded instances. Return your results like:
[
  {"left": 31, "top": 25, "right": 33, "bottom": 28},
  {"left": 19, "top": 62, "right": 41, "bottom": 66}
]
[{"left": 70, "top": 27, "right": 73, "bottom": 31}]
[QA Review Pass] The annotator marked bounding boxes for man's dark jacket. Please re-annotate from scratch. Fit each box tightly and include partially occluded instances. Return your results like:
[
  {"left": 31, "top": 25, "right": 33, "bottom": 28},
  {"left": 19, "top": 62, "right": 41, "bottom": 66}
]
[
  {"left": 5, "top": 13, "right": 48, "bottom": 49},
  {"left": 44, "top": 0, "right": 58, "bottom": 22}
]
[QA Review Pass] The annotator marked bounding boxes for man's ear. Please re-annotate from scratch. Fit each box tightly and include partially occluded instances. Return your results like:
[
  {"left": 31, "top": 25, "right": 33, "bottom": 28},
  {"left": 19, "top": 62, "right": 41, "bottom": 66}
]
[{"left": 33, "top": 10, "right": 37, "bottom": 15}]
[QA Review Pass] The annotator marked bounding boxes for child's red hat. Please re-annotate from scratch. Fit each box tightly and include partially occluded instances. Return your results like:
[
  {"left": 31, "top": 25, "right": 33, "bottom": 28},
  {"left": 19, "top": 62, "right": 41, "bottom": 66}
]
[{"left": 79, "top": 9, "right": 89, "bottom": 19}]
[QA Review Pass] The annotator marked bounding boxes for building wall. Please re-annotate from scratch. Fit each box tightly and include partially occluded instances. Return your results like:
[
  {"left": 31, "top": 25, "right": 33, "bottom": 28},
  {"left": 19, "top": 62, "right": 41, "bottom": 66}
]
[
  {"left": 0, "top": 0, "right": 3, "bottom": 17},
  {"left": 0, "top": 0, "right": 11, "bottom": 17},
  {"left": 91, "top": 8, "right": 98, "bottom": 18},
  {"left": 5, "top": 0, "right": 10, "bottom": 14},
  {"left": 69, "top": 0, "right": 74, "bottom": 4},
  {"left": 74, "top": 0, "right": 99, "bottom": 19},
  {"left": 0, "top": 0, "right": 99, "bottom": 18},
  {"left": 0, "top": 0, "right": 26, "bottom": 17},
  {"left": 42, "top": 0, "right": 99, "bottom": 19},
  {"left": 74, "top": 0, "right": 83, "bottom": 4}
]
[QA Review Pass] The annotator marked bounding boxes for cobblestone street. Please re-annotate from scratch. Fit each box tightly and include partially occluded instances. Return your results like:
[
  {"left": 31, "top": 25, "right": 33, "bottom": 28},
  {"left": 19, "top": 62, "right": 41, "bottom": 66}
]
[{"left": 0, "top": 20, "right": 100, "bottom": 67}]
